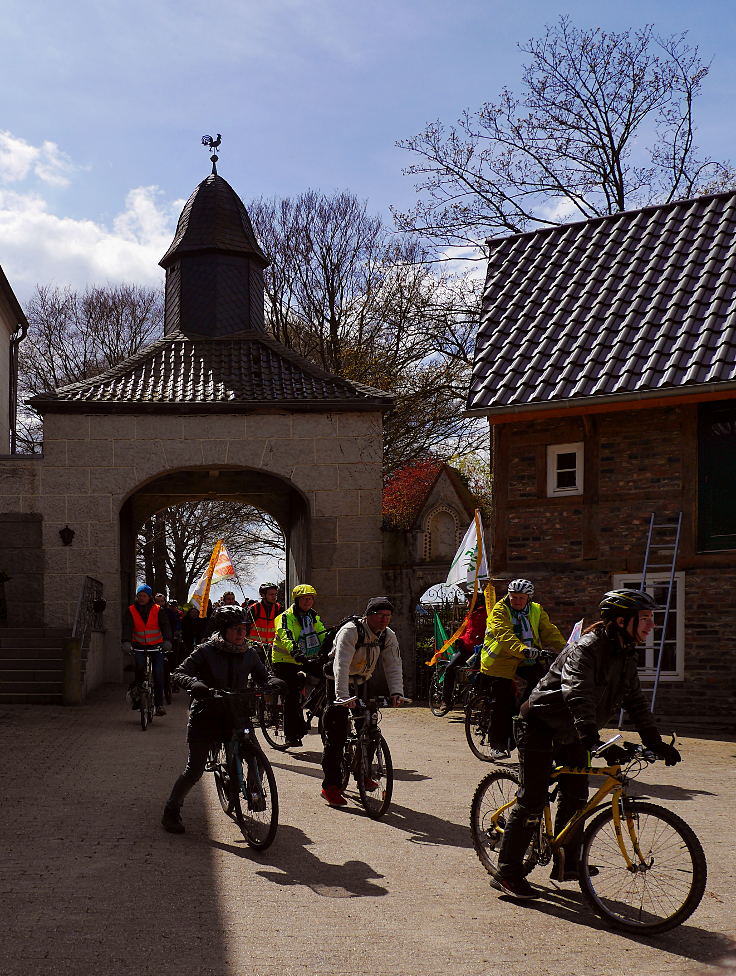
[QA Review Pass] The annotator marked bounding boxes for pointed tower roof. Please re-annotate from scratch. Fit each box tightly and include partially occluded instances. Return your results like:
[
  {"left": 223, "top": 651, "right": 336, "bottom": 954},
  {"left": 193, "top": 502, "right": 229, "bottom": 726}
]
[{"left": 159, "top": 173, "right": 268, "bottom": 269}]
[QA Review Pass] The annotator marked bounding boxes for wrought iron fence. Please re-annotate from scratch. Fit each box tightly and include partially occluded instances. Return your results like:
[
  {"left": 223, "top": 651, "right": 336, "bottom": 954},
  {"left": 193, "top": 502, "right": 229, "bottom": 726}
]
[{"left": 414, "top": 595, "right": 469, "bottom": 701}]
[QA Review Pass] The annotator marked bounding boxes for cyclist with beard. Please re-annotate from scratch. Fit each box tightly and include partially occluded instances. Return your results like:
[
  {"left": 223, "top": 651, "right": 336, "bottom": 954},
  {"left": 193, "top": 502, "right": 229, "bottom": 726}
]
[{"left": 161, "top": 605, "right": 286, "bottom": 834}]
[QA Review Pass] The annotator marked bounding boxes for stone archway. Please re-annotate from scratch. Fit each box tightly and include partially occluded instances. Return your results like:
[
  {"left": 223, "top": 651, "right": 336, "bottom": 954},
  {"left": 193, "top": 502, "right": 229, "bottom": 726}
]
[{"left": 119, "top": 464, "right": 310, "bottom": 606}]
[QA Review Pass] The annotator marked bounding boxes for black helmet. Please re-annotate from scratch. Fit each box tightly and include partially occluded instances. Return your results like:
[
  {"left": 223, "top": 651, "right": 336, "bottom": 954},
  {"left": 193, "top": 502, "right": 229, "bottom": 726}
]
[
  {"left": 259, "top": 582, "right": 279, "bottom": 597},
  {"left": 599, "top": 589, "right": 656, "bottom": 617},
  {"left": 212, "top": 605, "right": 246, "bottom": 635}
]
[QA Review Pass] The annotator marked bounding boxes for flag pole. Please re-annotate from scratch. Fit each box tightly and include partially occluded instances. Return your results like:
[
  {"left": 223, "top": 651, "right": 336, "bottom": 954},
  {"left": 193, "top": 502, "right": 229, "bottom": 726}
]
[{"left": 197, "top": 539, "right": 223, "bottom": 618}]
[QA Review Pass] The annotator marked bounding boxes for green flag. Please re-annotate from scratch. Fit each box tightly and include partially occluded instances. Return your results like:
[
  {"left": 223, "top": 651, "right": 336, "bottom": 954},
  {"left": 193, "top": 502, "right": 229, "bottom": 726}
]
[{"left": 433, "top": 612, "right": 455, "bottom": 660}]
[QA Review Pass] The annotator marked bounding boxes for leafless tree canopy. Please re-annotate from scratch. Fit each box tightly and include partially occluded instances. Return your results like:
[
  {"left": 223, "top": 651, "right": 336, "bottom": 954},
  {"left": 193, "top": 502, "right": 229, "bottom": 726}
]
[
  {"left": 396, "top": 18, "right": 734, "bottom": 251},
  {"left": 249, "top": 190, "right": 486, "bottom": 471}
]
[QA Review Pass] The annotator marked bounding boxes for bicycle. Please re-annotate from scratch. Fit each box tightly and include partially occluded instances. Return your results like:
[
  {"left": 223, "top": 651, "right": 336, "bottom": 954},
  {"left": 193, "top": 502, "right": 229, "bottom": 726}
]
[
  {"left": 205, "top": 689, "right": 279, "bottom": 850},
  {"left": 469, "top": 736, "right": 707, "bottom": 934},
  {"left": 258, "top": 663, "right": 328, "bottom": 750},
  {"left": 336, "top": 693, "right": 408, "bottom": 819},
  {"left": 125, "top": 648, "right": 158, "bottom": 731},
  {"left": 428, "top": 653, "right": 480, "bottom": 717}
]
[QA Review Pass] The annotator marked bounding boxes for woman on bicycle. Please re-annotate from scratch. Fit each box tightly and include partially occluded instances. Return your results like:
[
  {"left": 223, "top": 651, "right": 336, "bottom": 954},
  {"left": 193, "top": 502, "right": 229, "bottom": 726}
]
[
  {"left": 490, "top": 589, "right": 681, "bottom": 900},
  {"left": 272, "top": 584, "right": 328, "bottom": 747},
  {"left": 161, "top": 605, "right": 286, "bottom": 834}
]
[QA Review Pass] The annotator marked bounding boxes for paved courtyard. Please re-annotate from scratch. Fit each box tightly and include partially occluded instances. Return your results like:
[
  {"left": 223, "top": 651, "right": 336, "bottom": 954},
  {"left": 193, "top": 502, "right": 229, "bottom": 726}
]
[{"left": 0, "top": 686, "right": 734, "bottom": 976}]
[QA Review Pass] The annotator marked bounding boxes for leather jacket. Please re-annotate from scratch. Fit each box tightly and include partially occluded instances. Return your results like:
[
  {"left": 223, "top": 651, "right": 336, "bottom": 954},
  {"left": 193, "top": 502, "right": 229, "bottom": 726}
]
[{"left": 526, "top": 623, "right": 657, "bottom": 745}]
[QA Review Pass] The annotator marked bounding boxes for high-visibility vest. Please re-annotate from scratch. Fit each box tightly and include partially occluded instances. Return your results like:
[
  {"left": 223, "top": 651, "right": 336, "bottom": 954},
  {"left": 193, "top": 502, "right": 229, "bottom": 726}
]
[
  {"left": 129, "top": 603, "right": 163, "bottom": 647},
  {"left": 248, "top": 600, "right": 281, "bottom": 645}
]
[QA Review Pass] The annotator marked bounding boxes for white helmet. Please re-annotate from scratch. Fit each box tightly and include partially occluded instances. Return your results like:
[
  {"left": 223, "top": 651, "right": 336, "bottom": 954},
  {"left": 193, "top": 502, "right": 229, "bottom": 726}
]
[{"left": 507, "top": 579, "right": 534, "bottom": 596}]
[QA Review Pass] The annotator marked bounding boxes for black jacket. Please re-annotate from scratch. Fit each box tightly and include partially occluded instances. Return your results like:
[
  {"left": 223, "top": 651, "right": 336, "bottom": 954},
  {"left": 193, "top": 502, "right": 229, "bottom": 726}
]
[{"left": 526, "top": 624, "right": 657, "bottom": 744}]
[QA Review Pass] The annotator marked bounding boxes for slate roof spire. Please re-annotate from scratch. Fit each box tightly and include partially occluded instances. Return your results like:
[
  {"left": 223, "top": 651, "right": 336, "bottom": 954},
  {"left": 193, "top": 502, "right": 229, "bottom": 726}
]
[{"left": 159, "top": 164, "right": 269, "bottom": 338}]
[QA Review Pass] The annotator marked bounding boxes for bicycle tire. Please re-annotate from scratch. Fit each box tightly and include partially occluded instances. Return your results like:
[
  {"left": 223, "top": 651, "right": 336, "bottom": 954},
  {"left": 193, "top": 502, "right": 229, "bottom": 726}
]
[
  {"left": 429, "top": 665, "right": 450, "bottom": 717},
  {"left": 579, "top": 800, "right": 707, "bottom": 934},
  {"left": 339, "top": 742, "right": 353, "bottom": 792},
  {"left": 470, "top": 769, "right": 521, "bottom": 876},
  {"left": 139, "top": 694, "right": 148, "bottom": 731},
  {"left": 257, "top": 693, "right": 289, "bottom": 751},
  {"left": 317, "top": 708, "right": 326, "bottom": 743},
  {"left": 356, "top": 735, "right": 393, "bottom": 819},
  {"left": 232, "top": 748, "right": 279, "bottom": 850},
  {"left": 210, "top": 745, "right": 234, "bottom": 817},
  {"left": 465, "top": 695, "right": 495, "bottom": 761}
]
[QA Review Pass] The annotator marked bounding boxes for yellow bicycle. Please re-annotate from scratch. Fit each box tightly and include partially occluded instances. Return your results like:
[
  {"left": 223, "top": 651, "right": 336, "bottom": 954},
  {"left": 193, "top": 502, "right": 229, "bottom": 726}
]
[{"left": 470, "top": 737, "right": 707, "bottom": 934}]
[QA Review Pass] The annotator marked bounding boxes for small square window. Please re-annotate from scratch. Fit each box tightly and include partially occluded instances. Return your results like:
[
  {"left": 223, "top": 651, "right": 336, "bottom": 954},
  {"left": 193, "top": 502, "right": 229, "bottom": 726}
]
[{"left": 547, "top": 442, "right": 584, "bottom": 496}]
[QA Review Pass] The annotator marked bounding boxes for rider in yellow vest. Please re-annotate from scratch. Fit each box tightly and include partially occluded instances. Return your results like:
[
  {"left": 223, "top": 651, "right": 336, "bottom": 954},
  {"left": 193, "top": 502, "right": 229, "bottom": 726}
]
[
  {"left": 480, "top": 579, "right": 565, "bottom": 760},
  {"left": 272, "top": 584, "right": 327, "bottom": 746}
]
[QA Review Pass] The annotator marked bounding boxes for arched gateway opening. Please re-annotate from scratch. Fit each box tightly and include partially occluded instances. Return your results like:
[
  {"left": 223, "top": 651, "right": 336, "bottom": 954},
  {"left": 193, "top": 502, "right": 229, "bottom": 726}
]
[{"left": 119, "top": 465, "right": 308, "bottom": 604}]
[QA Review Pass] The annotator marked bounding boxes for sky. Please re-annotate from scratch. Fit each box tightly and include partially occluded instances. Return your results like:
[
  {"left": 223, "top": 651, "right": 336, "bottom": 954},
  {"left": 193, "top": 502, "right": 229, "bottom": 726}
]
[{"left": 4, "top": 0, "right": 736, "bottom": 593}]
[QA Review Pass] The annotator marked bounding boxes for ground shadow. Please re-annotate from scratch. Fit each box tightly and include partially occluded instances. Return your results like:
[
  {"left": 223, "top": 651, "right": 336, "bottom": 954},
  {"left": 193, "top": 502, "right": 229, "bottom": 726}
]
[
  {"left": 628, "top": 782, "right": 716, "bottom": 801},
  {"left": 211, "top": 825, "right": 388, "bottom": 898}
]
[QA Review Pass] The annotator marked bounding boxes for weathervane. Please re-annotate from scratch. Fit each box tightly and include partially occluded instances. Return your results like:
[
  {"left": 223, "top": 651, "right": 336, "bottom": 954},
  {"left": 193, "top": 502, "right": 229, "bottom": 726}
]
[{"left": 201, "top": 133, "right": 222, "bottom": 174}]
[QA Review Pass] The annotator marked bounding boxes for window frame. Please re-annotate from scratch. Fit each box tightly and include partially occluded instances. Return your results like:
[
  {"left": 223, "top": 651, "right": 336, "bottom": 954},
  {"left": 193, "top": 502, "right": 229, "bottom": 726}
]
[
  {"left": 612, "top": 571, "right": 685, "bottom": 682},
  {"left": 546, "top": 442, "right": 584, "bottom": 497}
]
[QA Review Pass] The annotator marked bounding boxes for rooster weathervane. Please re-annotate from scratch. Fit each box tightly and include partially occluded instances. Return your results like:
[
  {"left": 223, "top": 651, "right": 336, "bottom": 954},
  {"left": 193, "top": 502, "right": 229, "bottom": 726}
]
[{"left": 201, "top": 133, "right": 222, "bottom": 174}]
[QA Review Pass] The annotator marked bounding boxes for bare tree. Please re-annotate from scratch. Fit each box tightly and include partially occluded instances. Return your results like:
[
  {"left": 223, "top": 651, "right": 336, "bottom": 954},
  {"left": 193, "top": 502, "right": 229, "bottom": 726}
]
[
  {"left": 249, "top": 190, "right": 485, "bottom": 471},
  {"left": 396, "top": 18, "right": 733, "bottom": 251},
  {"left": 17, "top": 282, "right": 163, "bottom": 451},
  {"left": 137, "top": 502, "right": 284, "bottom": 601}
]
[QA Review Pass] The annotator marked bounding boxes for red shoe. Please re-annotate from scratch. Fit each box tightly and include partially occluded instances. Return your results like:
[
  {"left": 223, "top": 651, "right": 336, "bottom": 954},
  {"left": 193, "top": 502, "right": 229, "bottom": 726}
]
[
  {"left": 362, "top": 778, "right": 380, "bottom": 791},
  {"left": 321, "top": 787, "right": 347, "bottom": 806}
]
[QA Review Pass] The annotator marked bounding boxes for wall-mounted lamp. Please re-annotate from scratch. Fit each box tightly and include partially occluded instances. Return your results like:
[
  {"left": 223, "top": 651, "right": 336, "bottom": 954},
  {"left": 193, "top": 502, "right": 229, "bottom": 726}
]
[{"left": 59, "top": 525, "right": 75, "bottom": 546}]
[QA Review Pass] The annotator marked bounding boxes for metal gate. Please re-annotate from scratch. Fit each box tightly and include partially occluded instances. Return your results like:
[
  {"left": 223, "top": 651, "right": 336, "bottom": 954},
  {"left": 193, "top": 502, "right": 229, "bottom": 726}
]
[{"left": 414, "top": 592, "right": 468, "bottom": 701}]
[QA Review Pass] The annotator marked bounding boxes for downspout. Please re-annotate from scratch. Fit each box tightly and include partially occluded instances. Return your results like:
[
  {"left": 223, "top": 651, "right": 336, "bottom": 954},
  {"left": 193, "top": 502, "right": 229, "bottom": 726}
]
[{"left": 8, "top": 321, "right": 28, "bottom": 454}]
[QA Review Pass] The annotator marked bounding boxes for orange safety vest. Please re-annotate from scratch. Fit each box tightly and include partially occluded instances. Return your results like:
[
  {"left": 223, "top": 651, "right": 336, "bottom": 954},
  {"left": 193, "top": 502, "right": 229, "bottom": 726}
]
[
  {"left": 248, "top": 600, "right": 281, "bottom": 645},
  {"left": 129, "top": 603, "right": 163, "bottom": 647}
]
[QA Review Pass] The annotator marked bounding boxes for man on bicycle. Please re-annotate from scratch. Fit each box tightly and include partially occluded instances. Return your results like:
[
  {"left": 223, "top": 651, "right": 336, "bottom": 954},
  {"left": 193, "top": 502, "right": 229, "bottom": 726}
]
[
  {"left": 161, "top": 605, "right": 286, "bottom": 834},
  {"left": 122, "top": 583, "right": 172, "bottom": 716},
  {"left": 245, "top": 582, "right": 282, "bottom": 648},
  {"left": 479, "top": 579, "right": 566, "bottom": 760},
  {"left": 320, "top": 597, "right": 405, "bottom": 807},
  {"left": 490, "top": 589, "right": 681, "bottom": 900}
]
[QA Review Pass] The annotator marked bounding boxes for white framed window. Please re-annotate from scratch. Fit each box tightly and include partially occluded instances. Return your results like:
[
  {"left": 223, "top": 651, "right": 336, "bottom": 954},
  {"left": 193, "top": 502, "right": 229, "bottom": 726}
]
[
  {"left": 612, "top": 572, "right": 685, "bottom": 681},
  {"left": 547, "top": 442, "right": 584, "bottom": 496}
]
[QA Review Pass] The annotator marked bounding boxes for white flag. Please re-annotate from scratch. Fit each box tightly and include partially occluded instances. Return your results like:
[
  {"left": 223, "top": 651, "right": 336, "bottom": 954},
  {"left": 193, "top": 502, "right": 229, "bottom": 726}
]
[
  {"left": 189, "top": 540, "right": 237, "bottom": 617},
  {"left": 446, "top": 511, "right": 489, "bottom": 588}
]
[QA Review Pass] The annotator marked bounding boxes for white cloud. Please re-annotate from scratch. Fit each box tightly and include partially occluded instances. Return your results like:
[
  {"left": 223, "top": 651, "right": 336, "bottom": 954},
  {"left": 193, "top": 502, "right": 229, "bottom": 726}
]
[{"left": 0, "top": 131, "right": 75, "bottom": 187}]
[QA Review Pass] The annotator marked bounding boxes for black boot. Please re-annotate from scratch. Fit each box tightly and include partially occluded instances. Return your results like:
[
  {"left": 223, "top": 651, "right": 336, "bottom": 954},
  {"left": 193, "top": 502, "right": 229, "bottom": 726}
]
[{"left": 161, "top": 801, "right": 185, "bottom": 834}]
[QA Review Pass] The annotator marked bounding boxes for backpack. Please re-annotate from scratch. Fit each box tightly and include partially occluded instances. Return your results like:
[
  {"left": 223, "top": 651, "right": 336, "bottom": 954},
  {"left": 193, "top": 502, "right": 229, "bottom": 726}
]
[{"left": 320, "top": 616, "right": 387, "bottom": 659}]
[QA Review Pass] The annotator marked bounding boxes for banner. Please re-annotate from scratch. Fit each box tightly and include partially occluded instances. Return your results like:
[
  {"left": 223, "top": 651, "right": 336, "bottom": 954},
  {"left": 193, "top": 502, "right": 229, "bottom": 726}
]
[
  {"left": 433, "top": 612, "right": 454, "bottom": 661},
  {"left": 190, "top": 540, "right": 236, "bottom": 618}
]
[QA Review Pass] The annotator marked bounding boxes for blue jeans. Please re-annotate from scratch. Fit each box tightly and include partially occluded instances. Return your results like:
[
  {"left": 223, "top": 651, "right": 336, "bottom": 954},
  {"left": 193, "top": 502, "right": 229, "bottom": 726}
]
[{"left": 134, "top": 650, "right": 165, "bottom": 707}]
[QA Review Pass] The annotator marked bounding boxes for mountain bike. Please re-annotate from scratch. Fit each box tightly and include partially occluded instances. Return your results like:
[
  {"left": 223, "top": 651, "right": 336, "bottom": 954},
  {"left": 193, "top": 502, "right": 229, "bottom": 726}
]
[
  {"left": 205, "top": 690, "right": 278, "bottom": 850},
  {"left": 469, "top": 737, "right": 707, "bottom": 934},
  {"left": 337, "top": 694, "right": 409, "bottom": 819},
  {"left": 428, "top": 653, "right": 480, "bottom": 717},
  {"left": 130, "top": 649, "right": 157, "bottom": 731},
  {"left": 258, "top": 666, "right": 327, "bottom": 750}
]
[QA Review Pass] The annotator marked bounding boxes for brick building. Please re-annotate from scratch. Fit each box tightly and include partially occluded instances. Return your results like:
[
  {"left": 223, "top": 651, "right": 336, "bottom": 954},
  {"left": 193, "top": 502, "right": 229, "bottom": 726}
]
[{"left": 468, "top": 191, "right": 736, "bottom": 733}]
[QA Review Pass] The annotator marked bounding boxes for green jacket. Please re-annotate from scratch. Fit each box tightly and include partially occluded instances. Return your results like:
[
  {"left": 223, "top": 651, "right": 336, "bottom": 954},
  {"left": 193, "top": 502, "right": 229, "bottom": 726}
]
[
  {"left": 272, "top": 605, "right": 328, "bottom": 665},
  {"left": 480, "top": 597, "right": 566, "bottom": 679}
]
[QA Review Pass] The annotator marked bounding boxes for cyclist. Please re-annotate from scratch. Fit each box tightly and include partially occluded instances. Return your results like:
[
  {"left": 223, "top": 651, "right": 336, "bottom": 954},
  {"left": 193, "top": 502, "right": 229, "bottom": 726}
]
[
  {"left": 479, "top": 579, "right": 566, "bottom": 760},
  {"left": 245, "top": 582, "right": 282, "bottom": 648},
  {"left": 161, "top": 605, "right": 286, "bottom": 834},
  {"left": 320, "top": 597, "right": 405, "bottom": 807},
  {"left": 272, "top": 584, "right": 328, "bottom": 747},
  {"left": 490, "top": 588, "right": 681, "bottom": 900},
  {"left": 441, "top": 590, "right": 487, "bottom": 708},
  {"left": 122, "top": 583, "right": 172, "bottom": 716}
]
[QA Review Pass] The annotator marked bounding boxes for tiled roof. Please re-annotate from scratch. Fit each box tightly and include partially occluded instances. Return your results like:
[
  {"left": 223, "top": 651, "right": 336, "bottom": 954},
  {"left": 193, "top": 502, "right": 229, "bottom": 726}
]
[
  {"left": 159, "top": 174, "right": 268, "bottom": 269},
  {"left": 31, "top": 332, "right": 393, "bottom": 413},
  {"left": 468, "top": 190, "right": 736, "bottom": 415}
]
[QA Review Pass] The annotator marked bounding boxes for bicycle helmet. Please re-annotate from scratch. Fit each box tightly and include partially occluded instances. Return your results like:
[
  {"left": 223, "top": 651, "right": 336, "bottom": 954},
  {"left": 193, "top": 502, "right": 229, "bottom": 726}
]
[
  {"left": 599, "top": 589, "right": 656, "bottom": 617},
  {"left": 292, "top": 583, "right": 317, "bottom": 599},
  {"left": 259, "top": 582, "right": 279, "bottom": 597},
  {"left": 212, "top": 604, "right": 246, "bottom": 636},
  {"left": 507, "top": 579, "right": 534, "bottom": 596}
]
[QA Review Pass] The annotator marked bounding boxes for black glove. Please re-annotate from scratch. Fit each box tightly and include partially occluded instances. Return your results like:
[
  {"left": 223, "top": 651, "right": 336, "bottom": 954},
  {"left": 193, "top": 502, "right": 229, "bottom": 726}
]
[
  {"left": 291, "top": 648, "right": 307, "bottom": 665},
  {"left": 650, "top": 741, "right": 682, "bottom": 766},
  {"left": 523, "top": 647, "right": 541, "bottom": 660},
  {"left": 598, "top": 742, "right": 630, "bottom": 765},
  {"left": 189, "top": 680, "right": 211, "bottom": 701},
  {"left": 577, "top": 723, "right": 602, "bottom": 752},
  {"left": 266, "top": 677, "right": 287, "bottom": 695}
]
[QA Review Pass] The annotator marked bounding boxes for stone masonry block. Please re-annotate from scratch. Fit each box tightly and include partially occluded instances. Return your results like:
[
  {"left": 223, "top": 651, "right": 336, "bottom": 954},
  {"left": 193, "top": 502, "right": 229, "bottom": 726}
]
[
  {"left": 244, "top": 413, "right": 293, "bottom": 439},
  {"left": 43, "top": 415, "right": 91, "bottom": 440},
  {"left": 313, "top": 490, "right": 360, "bottom": 518},
  {"left": 27, "top": 494, "right": 66, "bottom": 521},
  {"left": 135, "top": 416, "right": 184, "bottom": 441},
  {"left": 311, "top": 542, "right": 360, "bottom": 569},
  {"left": 331, "top": 437, "right": 382, "bottom": 464},
  {"left": 359, "top": 541, "right": 383, "bottom": 568},
  {"left": 91, "top": 467, "right": 131, "bottom": 495},
  {"left": 290, "top": 463, "right": 339, "bottom": 492},
  {"left": 0, "top": 462, "right": 39, "bottom": 494},
  {"left": 201, "top": 441, "right": 229, "bottom": 465},
  {"left": 336, "top": 515, "right": 380, "bottom": 544},
  {"left": 308, "top": 568, "right": 337, "bottom": 597},
  {"left": 89, "top": 415, "right": 137, "bottom": 439},
  {"left": 199, "top": 415, "right": 247, "bottom": 440},
  {"left": 72, "top": 495, "right": 113, "bottom": 522},
  {"left": 311, "top": 517, "right": 337, "bottom": 544},
  {"left": 44, "top": 548, "right": 70, "bottom": 574},
  {"left": 69, "top": 547, "right": 116, "bottom": 577},
  {"left": 88, "top": 520, "right": 118, "bottom": 549},
  {"left": 66, "top": 439, "right": 114, "bottom": 467},
  {"left": 337, "top": 465, "right": 382, "bottom": 490},
  {"left": 226, "top": 440, "right": 268, "bottom": 466},
  {"left": 112, "top": 440, "right": 142, "bottom": 469},
  {"left": 336, "top": 412, "right": 382, "bottom": 437},
  {"left": 358, "top": 489, "right": 383, "bottom": 516},
  {"left": 40, "top": 466, "right": 90, "bottom": 495},
  {"left": 338, "top": 567, "right": 383, "bottom": 595},
  {"left": 41, "top": 439, "right": 68, "bottom": 464},
  {"left": 0, "top": 494, "right": 21, "bottom": 510},
  {"left": 166, "top": 441, "right": 205, "bottom": 468},
  {"left": 291, "top": 413, "right": 339, "bottom": 439}
]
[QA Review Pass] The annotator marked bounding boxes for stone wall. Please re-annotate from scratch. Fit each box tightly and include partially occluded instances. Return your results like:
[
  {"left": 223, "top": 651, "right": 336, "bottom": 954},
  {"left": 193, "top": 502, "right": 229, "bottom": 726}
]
[
  {"left": 0, "top": 457, "right": 43, "bottom": 626},
  {"left": 492, "top": 404, "right": 736, "bottom": 732},
  {"left": 35, "top": 408, "right": 385, "bottom": 681}
]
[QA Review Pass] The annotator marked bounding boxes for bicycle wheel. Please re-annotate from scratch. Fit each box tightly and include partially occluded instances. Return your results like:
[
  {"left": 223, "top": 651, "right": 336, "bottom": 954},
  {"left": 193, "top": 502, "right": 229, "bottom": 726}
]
[
  {"left": 429, "top": 665, "right": 450, "bottom": 717},
  {"left": 356, "top": 735, "right": 393, "bottom": 819},
  {"left": 257, "top": 693, "right": 289, "bottom": 751},
  {"left": 579, "top": 801, "right": 707, "bottom": 934},
  {"left": 210, "top": 745, "right": 234, "bottom": 817},
  {"left": 470, "top": 769, "right": 521, "bottom": 876},
  {"left": 232, "top": 749, "right": 279, "bottom": 850},
  {"left": 139, "top": 685, "right": 150, "bottom": 731},
  {"left": 340, "top": 742, "right": 353, "bottom": 792},
  {"left": 465, "top": 696, "right": 495, "bottom": 761}
]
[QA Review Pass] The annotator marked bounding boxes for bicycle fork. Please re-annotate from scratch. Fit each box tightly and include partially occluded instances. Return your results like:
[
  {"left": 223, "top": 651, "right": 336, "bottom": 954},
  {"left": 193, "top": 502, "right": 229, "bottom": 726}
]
[{"left": 228, "top": 739, "right": 267, "bottom": 812}]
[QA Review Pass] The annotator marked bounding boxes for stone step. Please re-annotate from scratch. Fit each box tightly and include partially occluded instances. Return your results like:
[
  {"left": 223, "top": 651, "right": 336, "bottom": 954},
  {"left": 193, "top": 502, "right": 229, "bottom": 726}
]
[
  {"left": 0, "top": 627, "right": 68, "bottom": 638},
  {"left": 0, "top": 637, "right": 67, "bottom": 651},
  {"left": 0, "top": 660, "right": 65, "bottom": 677},
  {"left": 0, "top": 679, "right": 64, "bottom": 695},
  {"left": 0, "top": 692, "right": 64, "bottom": 704}
]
